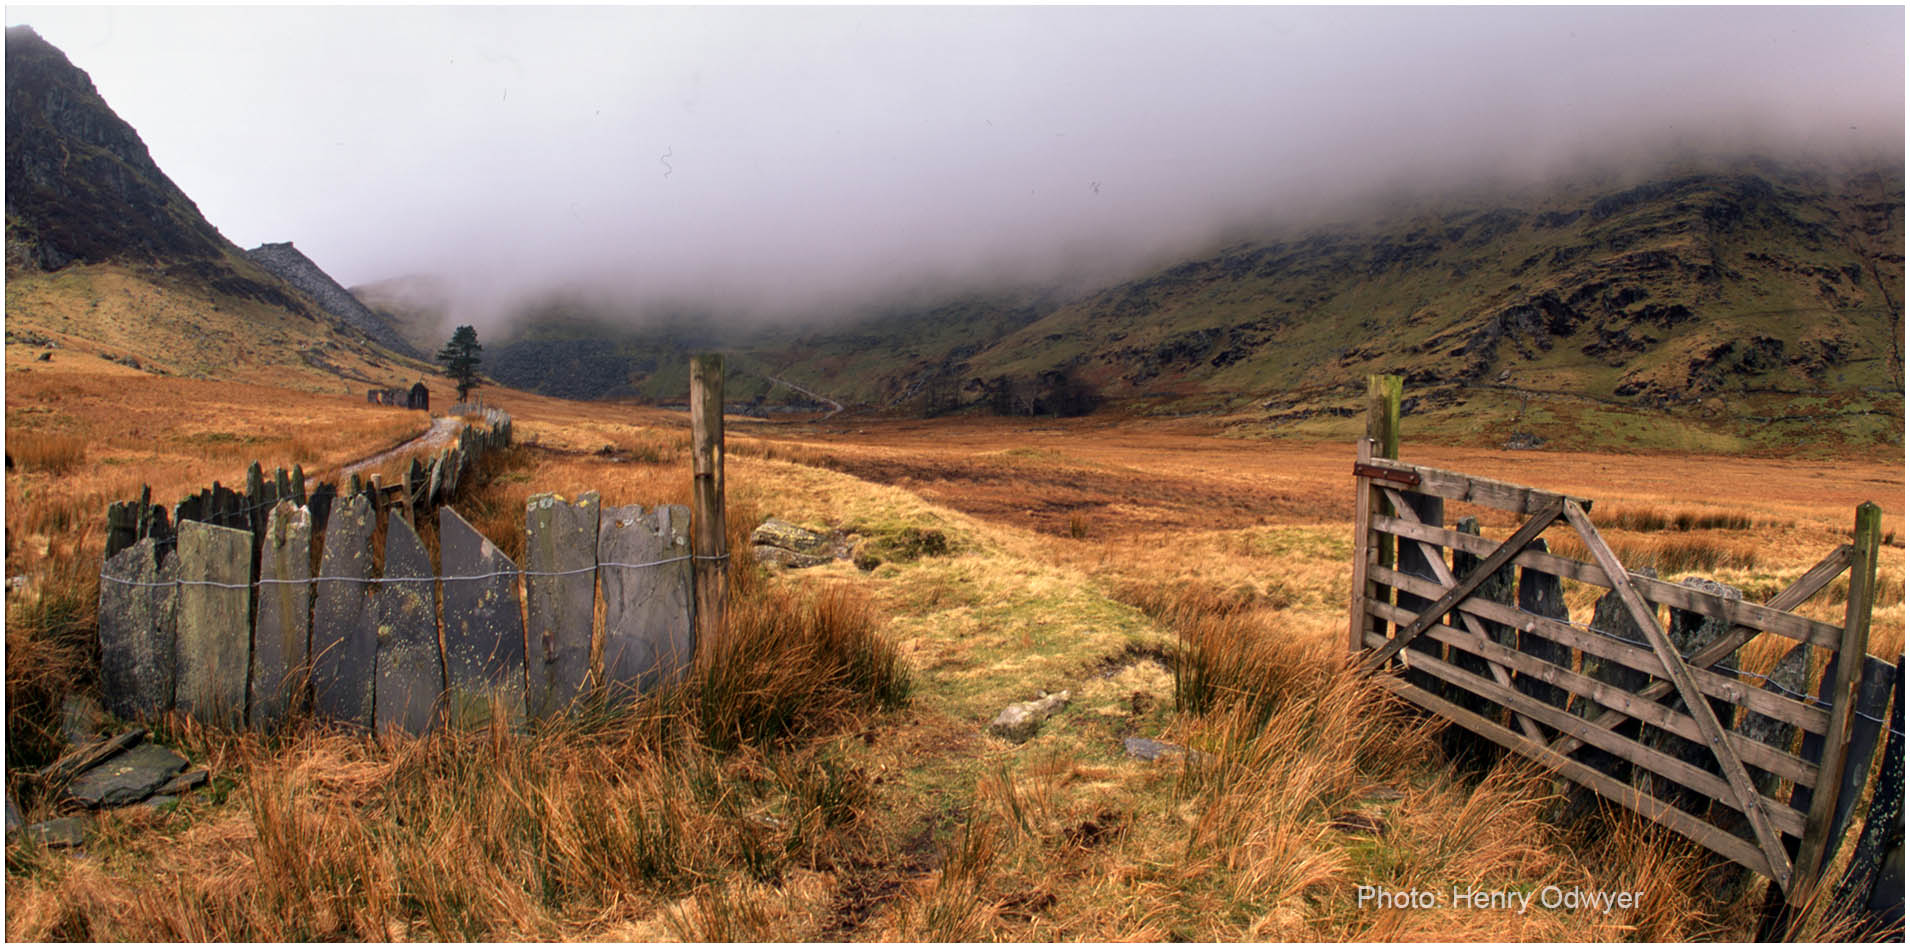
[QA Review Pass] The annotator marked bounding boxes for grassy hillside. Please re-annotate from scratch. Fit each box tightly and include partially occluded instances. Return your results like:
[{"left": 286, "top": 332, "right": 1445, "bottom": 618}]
[{"left": 490, "top": 157, "right": 1902, "bottom": 455}]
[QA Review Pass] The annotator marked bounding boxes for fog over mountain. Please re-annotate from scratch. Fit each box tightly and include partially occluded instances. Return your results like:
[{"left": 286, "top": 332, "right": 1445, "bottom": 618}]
[{"left": 7, "top": 6, "right": 1901, "bottom": 332}]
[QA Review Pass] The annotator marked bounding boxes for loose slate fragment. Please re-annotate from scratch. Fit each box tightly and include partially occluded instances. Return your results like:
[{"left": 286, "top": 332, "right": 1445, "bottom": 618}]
[
  {"left": 375, "top": 515, "right": 444, "bottom": 735},
  {"left": 312, "top": 494, "right": 377, "bottom": 727},
  {"left": 440, "top": 506, "right": 526, "bottom": 728},
  {"left": 251, "top": 502, "right": 313, "bottom": 728},
  {"left": 598, "top": 503, "right": 694, "bottom": 702},
  {"left": 20, "top": 817, "right": 83, "bottom": 848},
  {"left": 62, "top": 742, "right": 188, "bottom": 808},
  {"left": 98, "top": 539, "right": 177, "bottom": 719},
  {"left": 526, "top": 492, "right": 600, "bottom": 719},
  {"left": 173, "top": 519, "right": 253, "bottom": 726},
  {"left": 38, "top": 729, "right": 146, "bottom": 786}
]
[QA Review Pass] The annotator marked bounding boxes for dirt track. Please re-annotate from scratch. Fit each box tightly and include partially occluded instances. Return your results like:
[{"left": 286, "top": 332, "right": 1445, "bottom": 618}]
[{"left": 341, "top": 415, "right": 461, "bottom": 476}]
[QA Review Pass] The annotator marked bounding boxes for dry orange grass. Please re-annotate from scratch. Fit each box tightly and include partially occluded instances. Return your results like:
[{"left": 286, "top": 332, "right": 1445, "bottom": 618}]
[{"left": 7, "top": 383, "right": 1903, "bottom": 941}]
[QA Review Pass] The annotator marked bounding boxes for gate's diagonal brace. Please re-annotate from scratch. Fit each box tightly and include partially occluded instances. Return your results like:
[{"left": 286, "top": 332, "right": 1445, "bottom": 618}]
[
  {"left": 1547, "top": 543, "right": 1852, "bottom": 759},
  {"left": 1561, "top": 500, "right": 1794, "bottom": 890},
  {"left": 1380, "top": 487, "right": 1546, "bottom": 743},
  {"left": 1359, "top": 496, "right": 1565, "bottom": 675}
]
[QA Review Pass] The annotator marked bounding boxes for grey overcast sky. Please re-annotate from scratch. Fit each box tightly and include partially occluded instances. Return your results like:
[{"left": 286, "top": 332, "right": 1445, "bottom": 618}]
[{"left": 5, "top": 5, "right": 1904, "bottom": 327}]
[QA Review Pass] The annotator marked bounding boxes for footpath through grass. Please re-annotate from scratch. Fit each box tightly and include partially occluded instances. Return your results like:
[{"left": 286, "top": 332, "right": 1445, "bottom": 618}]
[{"left": 7, "top": 409, "right": 1893, "bottom": 940}]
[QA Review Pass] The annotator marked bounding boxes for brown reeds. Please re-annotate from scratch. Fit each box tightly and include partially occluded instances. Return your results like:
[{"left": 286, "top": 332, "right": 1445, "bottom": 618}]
[{"left": 7, "top": 432, "right": 87, "bottom": 475}]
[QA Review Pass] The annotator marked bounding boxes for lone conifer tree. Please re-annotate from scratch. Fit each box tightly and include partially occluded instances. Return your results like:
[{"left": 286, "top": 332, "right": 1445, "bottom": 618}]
[{"left": 437, "top": 325, "right": 483, "bottom": 401}]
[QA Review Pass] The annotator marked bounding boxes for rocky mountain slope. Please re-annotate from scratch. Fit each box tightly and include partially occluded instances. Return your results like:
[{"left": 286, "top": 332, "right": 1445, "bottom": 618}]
[
  {"left": 246, "top": 242, "right": 420, "bottom": 358},
  {"left": 4, "top": 26, "right": 428, "bottom": 390},
  {"left": 491, "top": 157, "right": 1902, "bottom": 452}
]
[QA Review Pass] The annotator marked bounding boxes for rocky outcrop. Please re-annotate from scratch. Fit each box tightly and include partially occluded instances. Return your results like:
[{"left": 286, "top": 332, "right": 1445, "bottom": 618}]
[{"left": 246, "top": 242, "right": 421, "bottom": 358}]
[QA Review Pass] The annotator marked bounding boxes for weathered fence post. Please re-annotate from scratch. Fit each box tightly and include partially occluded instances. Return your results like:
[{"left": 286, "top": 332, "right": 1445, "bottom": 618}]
[
  {"left": 1790, "top": 501, "right": 1882, "bottom": 910},
  {"left": 1348, "top": 374, "right": 1400, "bottom": 654},
  {"left": 691, "top": 353, "right": 729, "bottom": 652}
]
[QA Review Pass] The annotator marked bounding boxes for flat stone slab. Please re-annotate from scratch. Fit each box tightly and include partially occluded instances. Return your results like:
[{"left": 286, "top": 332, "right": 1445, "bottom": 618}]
[
  {"left": 525, "top": 493, "right": 599, "bottom": 720},
  {"left": 599, "top": 503, "right": 694, "bottom": 701},
  {"left": 441, "top": 505, "right": 526, "bottom": 728},
  {"left": 313, "top": 494, "right": 377, "bottom": 727},
  {"left": 990, "top": 691, "right": 1070, "bottom": 742},
  {"left": 62, "top": 742, "right": 188, "bottom": 808},
  {"left": 97, "top": 538, "right": 177, "bottom": 719},
  {"left": 251, "top": 501, "right": 313, "bottom": 728},
  {"left": 375, "top": 516, "right": 443, "bottom": 735},
  {"left": 173, "top": 519, "right": 253, "bottom": 726},
  {"left": 20, "top": 817, "right": 84, "bottom": 848}
]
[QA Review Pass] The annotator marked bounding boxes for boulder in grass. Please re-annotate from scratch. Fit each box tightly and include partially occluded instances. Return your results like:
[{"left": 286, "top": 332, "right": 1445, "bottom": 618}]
[
  {"left": 990, "top": 691, "right": 1070, "bottom": 742},
  {"left": 750, "top": 519, "right": 832, "bottom": 555}
]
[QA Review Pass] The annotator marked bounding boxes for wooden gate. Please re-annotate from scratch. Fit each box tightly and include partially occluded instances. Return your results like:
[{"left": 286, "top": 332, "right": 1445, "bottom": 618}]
[{"left": 1346, "top": 380, "right": 1899, "bottom": 927}]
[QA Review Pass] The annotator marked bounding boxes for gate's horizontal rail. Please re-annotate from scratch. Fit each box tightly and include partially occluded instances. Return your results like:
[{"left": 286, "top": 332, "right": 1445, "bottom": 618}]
[
  {"left": 1355, "top": 456, "right": 1592, "bottom": 515},
  {"left": 1373, "top": 674, "right": 1772, "bottom": 876},
  {"left": 1367, "top": 598, "right": 1820, "bottom": 788},
  {"left": 1370, "top": 565, "right": 1832, "bottom": 735},
  {"left": 1362, "top": 629, "right": 1808, "bottom": 839},
  {"left": 1370, "top": 513, "right": 1845, "bottom": 649}
]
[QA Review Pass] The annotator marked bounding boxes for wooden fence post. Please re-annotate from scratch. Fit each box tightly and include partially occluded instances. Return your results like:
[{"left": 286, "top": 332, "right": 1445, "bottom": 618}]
[
  {"left": 1792, "top": 501, "right": 1883, "bottom": 907},
  {"left": 1349, "top": 375, "right": 1401, "bottom": 654},
  {"left": 691, "top": 353, "right": 728, "bottom": 653}
]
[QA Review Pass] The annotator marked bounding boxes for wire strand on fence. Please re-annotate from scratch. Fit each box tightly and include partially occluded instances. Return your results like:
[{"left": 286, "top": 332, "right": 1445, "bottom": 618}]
[{"left": 99, "top": 555, "right": 694, "bottom": 590}]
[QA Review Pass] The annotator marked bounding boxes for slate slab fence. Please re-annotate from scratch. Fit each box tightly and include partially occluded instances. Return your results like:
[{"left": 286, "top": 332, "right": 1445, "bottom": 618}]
[
  {"left": 1349, "top": 375, "right": 1902, "bottom": 938},
  {"left": 103, "top": 409, "right": 513, "bottom": 564},
  {"left": 99, "top": 356, "right": 735, "bottom": 739},
  {"left": 99, "top": 493, "right": 696, "bottom": 734}
]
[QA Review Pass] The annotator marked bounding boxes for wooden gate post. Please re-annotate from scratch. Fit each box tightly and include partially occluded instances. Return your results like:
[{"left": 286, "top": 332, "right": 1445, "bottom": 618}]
[
  {"left": 690, "top": 353, "right": 729, "bottom": 653},
  {"left": 1350, "top": 375, "right": 1402, "bottom": 653},
  {"left": 1791, "top": 501, "right": 1884, "bottom": 908}
]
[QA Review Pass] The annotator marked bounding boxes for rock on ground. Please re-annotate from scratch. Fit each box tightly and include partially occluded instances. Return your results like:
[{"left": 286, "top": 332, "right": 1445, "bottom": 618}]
[
  {"left": 990, "top": 691, "right": 1070, "bottom": 742},
  {"left": 62, "top": 742, "right": 189, "bottom": 808}
]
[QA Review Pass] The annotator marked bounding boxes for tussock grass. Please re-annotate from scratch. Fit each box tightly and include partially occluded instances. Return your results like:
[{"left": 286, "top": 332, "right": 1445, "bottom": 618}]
[
  {"left": 5, "top": 573, "right": 910, "bottom": 941},
  {"left": 1600, "top": 504, "right": 1759, "bottom": 533},
  {"left": 1552, "top": 532, "right": 1760, "bottom": 576},
  {"left": 7, "top": 431, "right": 86, "bottom": 474}
]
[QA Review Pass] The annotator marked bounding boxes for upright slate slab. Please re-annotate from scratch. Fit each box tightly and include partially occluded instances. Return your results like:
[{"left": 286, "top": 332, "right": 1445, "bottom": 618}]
[
  {"left": 440, "top": 506, "right": 526, "bottom": 728},
  {"left": 1834, "top": 658, "right": 1903, "bottom": 932},
  {"left": 376, "top": 516, "right": 443, "bottom": 735},
  {"left": 1639, "top": 576, "right": 1741, "bottom": 814},
  {"left": 525, "top": 492, "right": 600, "bottom": 719},
  {"left": 1515, "top": 539, "right": 1573, "bottom": 725},
  {"left": 1572, "top": 567, "right": 1659, "bottom": 784},
  {"left": 426, "top": 451, "right": 446, "bottom": 506},
  {"left": 250, "top": 502, "right": 312, "bottom": 728},
  {"left": 599, "top": 503, "right": 694, "bottom": 702},
  {"left": 307, "top": 481, "right": 337, "bottom": 535},
  {"left": 1447, "top": 517, "right": 1517, "bottom": 763},
  {"left": 98, "top": 538, "right": 177, "bottom": 719},
  {"left": 312, "top": 494, "right": 376, "bottom": 727},
  {"left": 173, "top": 519, "right": 253, "bottom": 726}
]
